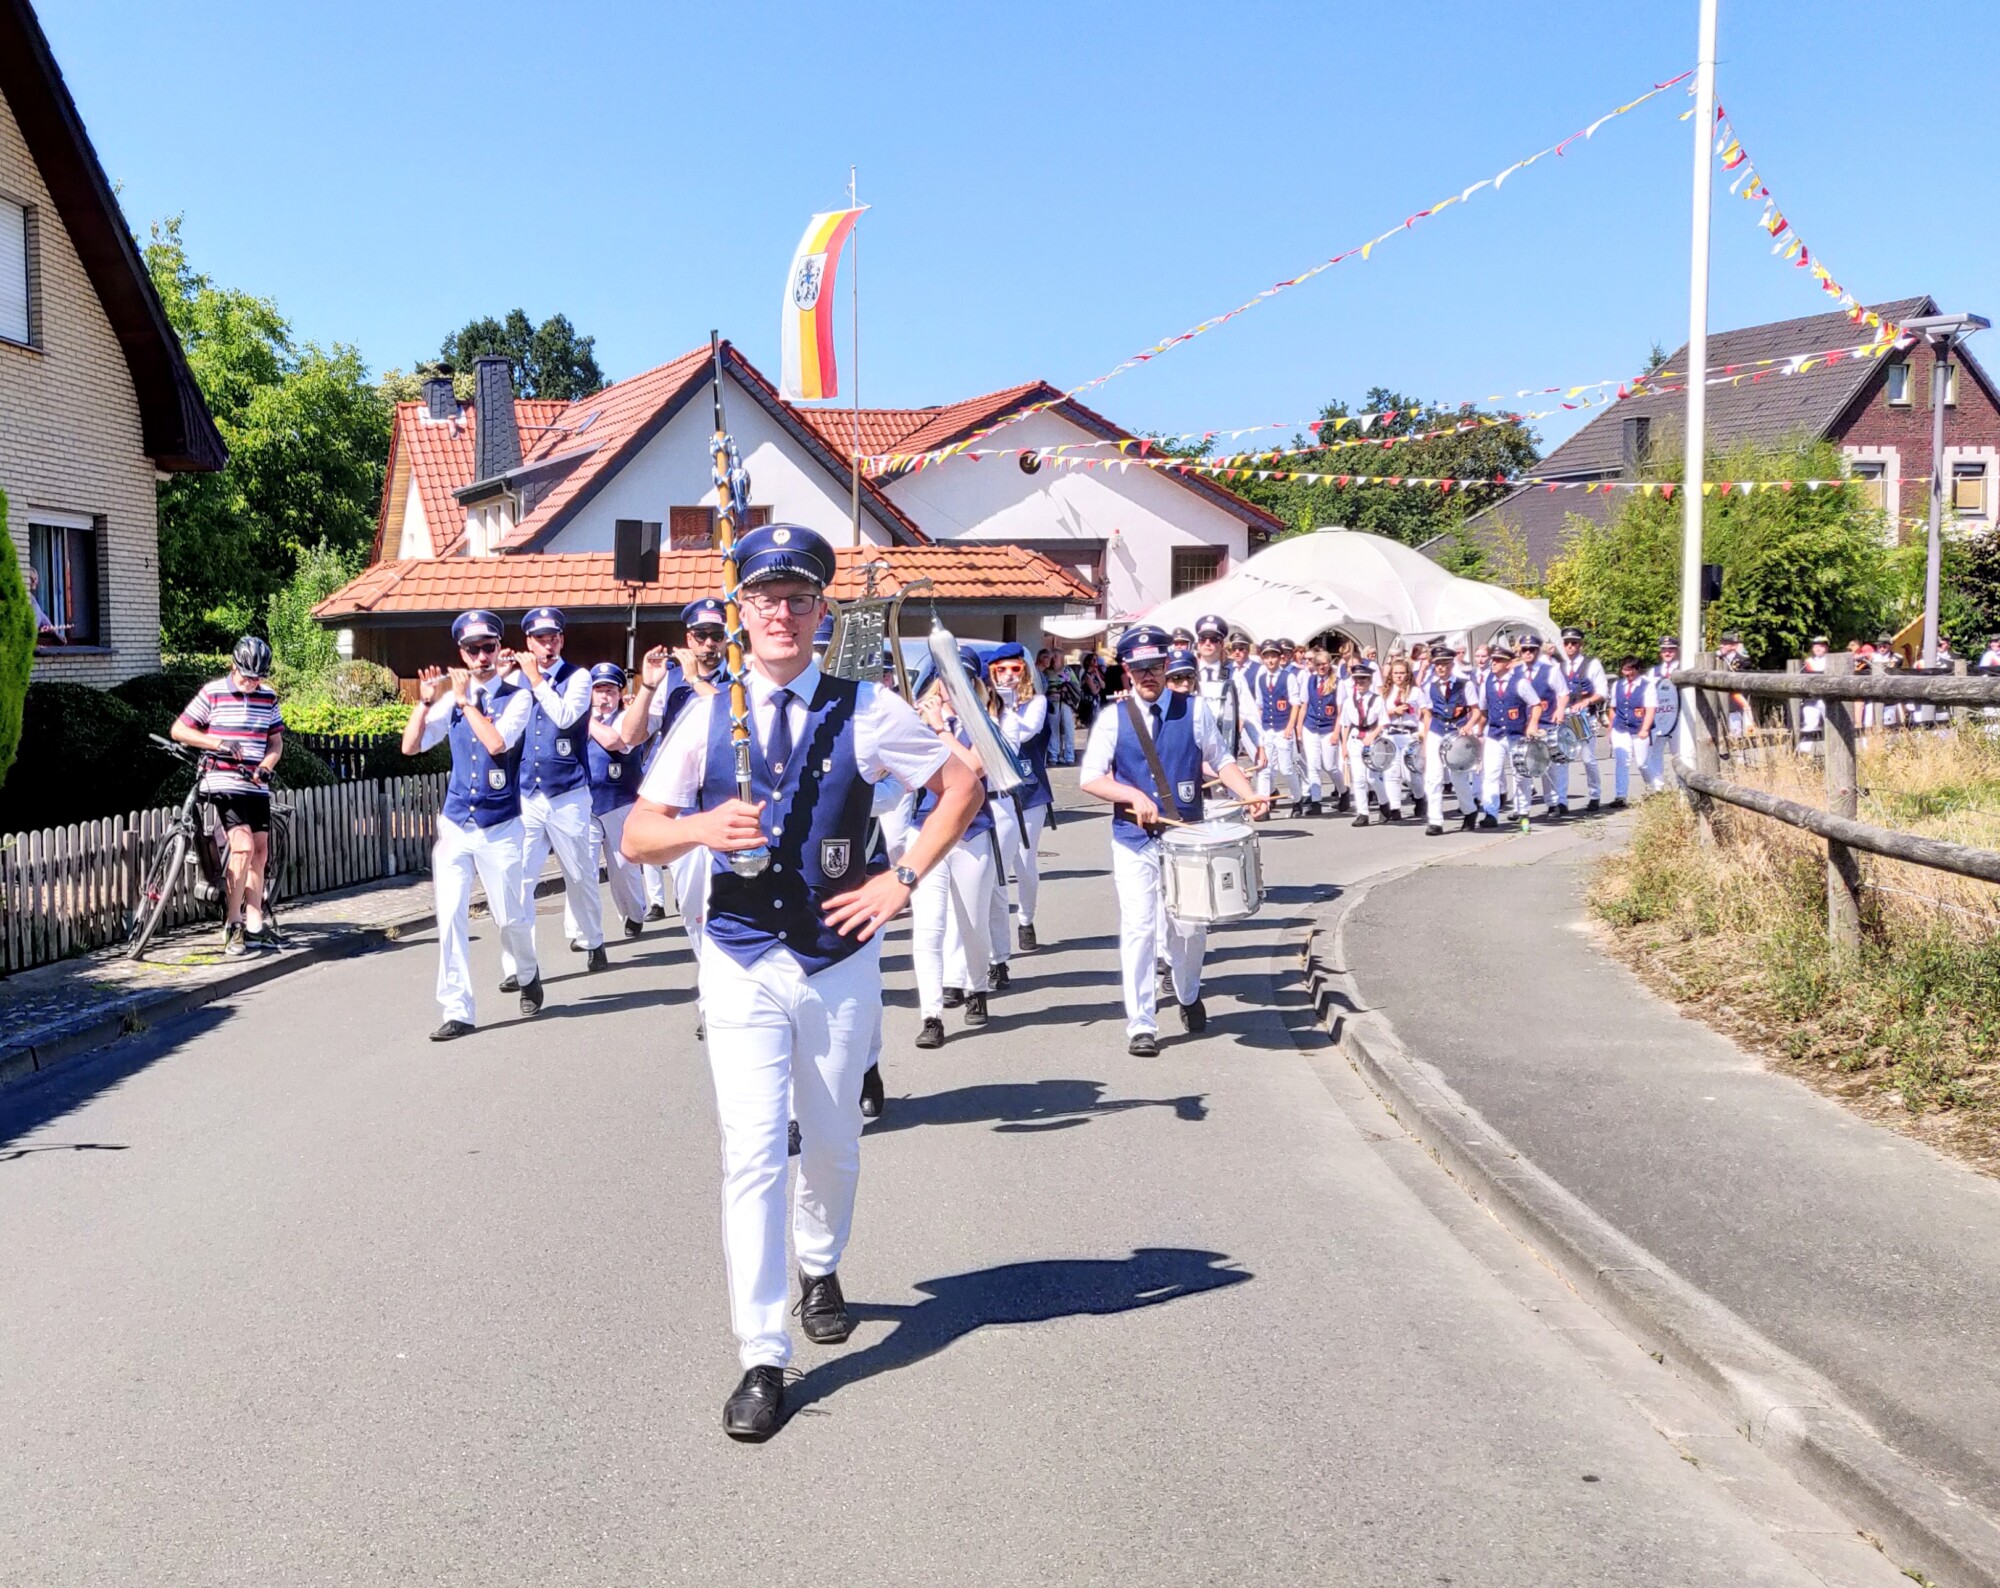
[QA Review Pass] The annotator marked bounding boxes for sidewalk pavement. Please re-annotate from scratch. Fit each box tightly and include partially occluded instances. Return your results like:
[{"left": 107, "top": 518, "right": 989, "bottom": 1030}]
[
  {"left": 0, "top": 864, "right": 562, "bottom": 1088},
  {"left": 1316, "top": 815, "right": 2000, "bottom": 1585}
]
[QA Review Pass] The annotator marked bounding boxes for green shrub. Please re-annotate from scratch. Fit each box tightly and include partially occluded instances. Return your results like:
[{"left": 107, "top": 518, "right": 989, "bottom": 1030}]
[
  {"left": 147, "top": 734, "right": 338, "bottom": 808},
  {"left": 0, "top": 490, "right": 36, "bottom": 791},
  {"left": 108, "top": 664, "right": 219, "bottom": 731},
  {"left": 282, "top": 699, "right": 412, "bottom": 735},
  {"left": 0, "top": 682, "right": 173, "bottom": 834}
]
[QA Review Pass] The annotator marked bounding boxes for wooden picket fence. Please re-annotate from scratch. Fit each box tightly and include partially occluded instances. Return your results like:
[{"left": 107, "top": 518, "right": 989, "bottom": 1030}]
[
  {"left": 292, "top": 731, "right": 403, "bottom": 782},
  {"left": 0, "top": 771, "right": 448, "bottom": 975}
]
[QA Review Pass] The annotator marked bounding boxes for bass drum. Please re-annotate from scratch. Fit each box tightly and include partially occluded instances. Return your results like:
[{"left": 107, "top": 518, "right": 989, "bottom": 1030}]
[
  {"left": 1443, "top": 732, "right": 1481, "bottom": 772},
  {"left": 1510, "top": 736, "right": 1553, "bottom": 780}
]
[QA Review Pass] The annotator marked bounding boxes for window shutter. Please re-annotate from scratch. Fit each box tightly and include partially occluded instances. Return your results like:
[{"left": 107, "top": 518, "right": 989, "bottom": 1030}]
[{"left": 0, "top": 199, "right": 28, "bottom": 344}]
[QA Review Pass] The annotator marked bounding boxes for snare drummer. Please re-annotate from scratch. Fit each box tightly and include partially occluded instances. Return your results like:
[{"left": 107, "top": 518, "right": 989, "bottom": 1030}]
[
  {"left": 1341, "top": 659, "right": 1383, "bottom": 827},
  {"left": 1516, "top": 636, "right": 1567, "bottom": 817},
  {"left": 1468, "top": 639, "right": 1545, "bottom": 831},
  {"left": 1079, "top": 625, "right": 1266, "bottom": 1056},
  {"left": 1420, "top": 650, "right": 1479, "bottom": 834},
  {"left": 1555, "top": 628, "right": 1606, "bottom": 811}
]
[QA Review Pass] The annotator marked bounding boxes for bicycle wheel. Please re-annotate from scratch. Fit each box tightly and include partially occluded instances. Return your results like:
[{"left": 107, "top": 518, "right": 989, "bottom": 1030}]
[
  {"left": 126, "top": 830, "right": 191, "bottom": 960},
  {"left": 263, "top": 808, "right": 291, "bottom": 909}
]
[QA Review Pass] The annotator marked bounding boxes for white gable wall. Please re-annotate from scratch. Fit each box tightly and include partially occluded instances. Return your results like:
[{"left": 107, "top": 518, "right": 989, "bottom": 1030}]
[
  {"left": 880, "top": 409, "right": 1251, "bottom": 619},
  {"left": 543, "top": 373, "right": 896, "bottom": 552}
]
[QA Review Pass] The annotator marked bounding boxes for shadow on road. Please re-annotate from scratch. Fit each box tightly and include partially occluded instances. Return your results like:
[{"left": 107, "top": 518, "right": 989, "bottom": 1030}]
[
  {"left": 0, "top": 1002, "right": 234, "bottom": 1151},
  {"left": 787, "top": 1247, "right": 1251, "bottom": 1417},
  {"left": 865, "top": 1078, "right": 1205, "bottom": 1136}
]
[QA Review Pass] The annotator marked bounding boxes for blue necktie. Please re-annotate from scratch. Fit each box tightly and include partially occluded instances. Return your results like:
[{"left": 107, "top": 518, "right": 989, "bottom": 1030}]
[{"left": 765, "top": 688, "right": 793, "bottom": 782}]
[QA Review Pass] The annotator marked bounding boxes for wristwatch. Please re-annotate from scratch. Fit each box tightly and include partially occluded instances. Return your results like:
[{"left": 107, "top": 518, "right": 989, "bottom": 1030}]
[{"left": 893, "top": 864, "right": 919, "bottom": 888}]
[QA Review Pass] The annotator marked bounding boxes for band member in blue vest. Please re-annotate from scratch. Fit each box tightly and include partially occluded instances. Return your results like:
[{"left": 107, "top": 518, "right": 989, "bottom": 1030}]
[
  {"left": 1645, "top": 635, "right": 1682, "bottom": 793},
  {"left": 1516, "top": 635, "right": 1569, "bottom": 818},
  {"left": 402, "top": 610, "right": 540, "bottom": 1039},
  {"left": 623, "top": 523, "right": 980, "bottom": 1441},
  {"left": 1467, "top": 639, "right": 1547, "bottom": 831},
  {"left": 1420, "top": 648, "right": 1480, "bottom": 833},
  {"left": 1079, "top": 625, "right": 1266, "bottom": 1055},
  {"left": 911, "top": 648, "right": 1001, "bottom": 1044},
  {"left": 1553, "top": 628, "right": 1607, "bottom": 811},
  {"left": 507, "top": 606, "right": 604, "bottom": 984},
  {"left": 988, "top": 643, "right": 1053, "bottom": 953},
  {"left": 1606, "top": 655, "right": 1656, "bottom": 805},
  {"left": 1249, "top": 636, "right": 1305, "bottom": 815},
  {"left": 624, "top": 600, "right": 718, "bottom": 955},
  {"left": 583, "top": 662, "right": 649, "bottom": 937},
  {"left": 1300, "top": 647, "right": 1342, "bottom": 816}
]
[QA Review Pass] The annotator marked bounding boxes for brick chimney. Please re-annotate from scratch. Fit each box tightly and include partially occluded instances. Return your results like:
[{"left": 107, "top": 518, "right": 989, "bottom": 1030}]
[
  {"left": 421, "top": 369, "right": 457, "bottom": 422},
  {"left": 472, "top": 355, "right": 522, "bottom": 481}
]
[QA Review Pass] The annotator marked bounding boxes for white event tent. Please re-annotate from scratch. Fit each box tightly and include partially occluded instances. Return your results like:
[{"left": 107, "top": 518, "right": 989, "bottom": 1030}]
[{"left": 1144, "top": 527, "right": 1558, "bottom": 653}]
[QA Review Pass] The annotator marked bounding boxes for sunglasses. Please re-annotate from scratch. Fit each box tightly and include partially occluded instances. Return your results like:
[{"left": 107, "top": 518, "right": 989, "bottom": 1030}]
[
  {"left": 461, "top": 641, "right": 499, "bottom": 656},
  {"left": 688, "top": 627, "right": 727, "bottom": 642}
]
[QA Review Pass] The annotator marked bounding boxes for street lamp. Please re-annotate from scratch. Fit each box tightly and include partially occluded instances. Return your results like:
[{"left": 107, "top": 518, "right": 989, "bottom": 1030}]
[{"left": 1900, "top": 310, "right": 1989, "bottom": 667}]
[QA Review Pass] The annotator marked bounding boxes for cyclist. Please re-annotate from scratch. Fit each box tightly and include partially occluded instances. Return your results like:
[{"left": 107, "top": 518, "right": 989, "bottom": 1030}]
[{"left": 171, "top": 636, "right": 286, "bottom": 956}]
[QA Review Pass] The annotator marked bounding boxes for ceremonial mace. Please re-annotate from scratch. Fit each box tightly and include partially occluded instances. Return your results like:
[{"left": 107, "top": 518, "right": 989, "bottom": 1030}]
[{"left": 709, "top": 331, "right": 771, "bottom": 879}]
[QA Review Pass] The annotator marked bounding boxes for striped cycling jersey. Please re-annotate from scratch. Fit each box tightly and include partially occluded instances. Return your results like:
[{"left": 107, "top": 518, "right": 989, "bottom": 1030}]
[{"left": 178, "top": 678, "right": 285, "bottom": 795}]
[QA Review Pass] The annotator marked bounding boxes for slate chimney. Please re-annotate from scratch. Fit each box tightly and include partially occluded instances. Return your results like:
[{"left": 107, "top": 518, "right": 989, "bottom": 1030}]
[
  {"left": 422, "top": 370, "right": 457, "bottom": 422},
  {"left": 472, "top": 355, "right": 522, "bottom": 481},
  {"left": 1621, "top": 415, "right": 1651, "bottom": 478}
]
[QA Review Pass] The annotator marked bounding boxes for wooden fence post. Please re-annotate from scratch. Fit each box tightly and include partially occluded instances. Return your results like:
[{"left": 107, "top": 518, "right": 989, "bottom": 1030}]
[
  {"left": 1785, "top": 659, "right": 1802, "bottom": 754},
  {"left": 1822, "top": 653, "right": 1862, "bottom": 952},
  {"left": 1688, "top": 652, "right": 1722, "bottom": 844}
]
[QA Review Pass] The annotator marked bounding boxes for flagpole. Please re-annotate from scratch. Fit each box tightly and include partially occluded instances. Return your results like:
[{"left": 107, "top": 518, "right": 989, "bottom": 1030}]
[{"left": 849, "top": 164, "right": 861, "bottom": 546}]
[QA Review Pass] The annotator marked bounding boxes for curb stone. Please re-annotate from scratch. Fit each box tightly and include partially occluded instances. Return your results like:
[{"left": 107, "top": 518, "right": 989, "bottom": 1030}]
[
  {"left": 0, "top": 876, "right": 565, "bottom": 1096},
  {"left": 1306, "top": 867, "right": 2000, "bottom": 1588}
]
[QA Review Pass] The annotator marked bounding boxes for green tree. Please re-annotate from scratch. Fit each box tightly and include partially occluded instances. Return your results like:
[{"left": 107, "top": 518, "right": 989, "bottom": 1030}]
[
  {"left": 0, "top": 491, "right": 36, "bottom": 791},
  {"left": 439, "top": 309, "right": 604, "bottom": 401},
  {"left": 266, "top": 540, "right": 361, "bottom": 681},
  {"left": 1223, "top": 388, "right": 1539, "bottom": 545},
  {"left": 145, "top": 218, "right": 390, "bottom": 649},
  {"left": 1544, "top": 437, "right": 1894, "bottom": 667}
]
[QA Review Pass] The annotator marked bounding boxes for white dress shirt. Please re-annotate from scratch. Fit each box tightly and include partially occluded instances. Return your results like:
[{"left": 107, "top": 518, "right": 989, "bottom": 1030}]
[
  {"left": 1078, "top": 694, "right": 1236, "bottom": 782},
  {"left": 416, "top": 677, "right": 534, "bottom": 752}
]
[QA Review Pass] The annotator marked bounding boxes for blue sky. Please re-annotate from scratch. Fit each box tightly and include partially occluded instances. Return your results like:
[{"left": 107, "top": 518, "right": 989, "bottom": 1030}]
[{"left": 36, "top": 1, "right": 2000, "bottom": 454}]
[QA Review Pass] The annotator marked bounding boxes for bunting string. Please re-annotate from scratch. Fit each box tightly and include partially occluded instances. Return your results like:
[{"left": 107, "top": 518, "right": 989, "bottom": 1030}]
[
  {"left": 890, "top": 69, "right": 1694, "bottom": 467},
  {"left": 1713, "top": 104, "right": 1904, "bottom": 343}
]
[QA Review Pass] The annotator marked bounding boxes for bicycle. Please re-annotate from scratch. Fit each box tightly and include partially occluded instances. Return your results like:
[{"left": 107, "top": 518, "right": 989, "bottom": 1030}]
[{"left": 125, "top": 735, "right": 293, "bottom": 960}]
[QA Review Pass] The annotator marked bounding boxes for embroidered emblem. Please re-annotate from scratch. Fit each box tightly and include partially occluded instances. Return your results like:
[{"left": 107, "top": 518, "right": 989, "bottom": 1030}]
[
  {"left": 487, "top": 768, "right": 508, "bottom": 790},
  {"left": 1177, "top": 780, "right": 1196, "bottom": 804},
  {"left": 608, "top": 763, "right": 622, "bottom": 780},
  {"left": 773, "top": 527, "right": 792, "bottom": 545},
  {"left": 820, "top": 838, "right": 851, "bottom": 879},
  {"left": 555, "top": 738, "right": 572, "bottom": 757}
]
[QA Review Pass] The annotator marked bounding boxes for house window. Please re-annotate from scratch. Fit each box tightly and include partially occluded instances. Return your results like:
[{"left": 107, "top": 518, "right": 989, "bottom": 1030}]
[
  {"left": 0, "top": 196, "right": 30, "bottom": 346},
  {"left": 1952, "top": 462, "right": 1987, "bottom": 517},
  {"left": 1171, "top": 547, "right": 1224, "bottom": 596},
  {"left": 29, "top": 516, "right": 101, "bottom": 647},
  {"left": 669, "top": 504, "right": 771, "bottom": 551},
  {"left": 1886, "top": 362, "right": 1912, "bottom": 406},
  {"left": 1850, "top": 459, "right": 1888, "bottom": 511}
]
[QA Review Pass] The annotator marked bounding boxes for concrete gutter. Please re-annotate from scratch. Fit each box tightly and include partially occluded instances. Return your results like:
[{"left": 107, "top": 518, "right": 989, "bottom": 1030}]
[{"left": 1307, "top": 870, "right": 2000, "bottom": 1588}]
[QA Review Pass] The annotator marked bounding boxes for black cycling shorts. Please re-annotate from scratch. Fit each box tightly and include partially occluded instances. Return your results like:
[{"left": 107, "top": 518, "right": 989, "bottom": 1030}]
[{"left": 209, "top": 791, "right": 271, "bottom": 833}]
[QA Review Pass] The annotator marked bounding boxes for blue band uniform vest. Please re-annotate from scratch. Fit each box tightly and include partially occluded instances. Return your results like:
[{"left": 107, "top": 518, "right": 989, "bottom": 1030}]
[
  {"left": 1482, "top": 675, "right": 1528, "bottom": 739},
  {"left": 521, "top": 657, "right": 588, "bottom": 797},
  {"left": 1111, "top": 692, "right": 1205, "bottom": 850},
  {"left": 1254, "top": 669, "right": 1293, "bottom": 733},
  {"left": 442, "top": 678, "right": 526, "bottom": 828},
  {"left": 1425, "top": 676, "right": 1469, "bottom": 736},
  {"left": 1303, "top": 674, "right": 1338, "bottom": 734},
  {"left": 587, "top": 729, "right": 644, "bottom": 814},
  {"left": 1611, "top": 678, "right": 1647, "bottom": 734}
]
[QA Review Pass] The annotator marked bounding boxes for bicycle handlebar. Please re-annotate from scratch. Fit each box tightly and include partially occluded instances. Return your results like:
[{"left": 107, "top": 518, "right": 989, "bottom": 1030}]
[{"left": 149, "top": 733, "right": 271, "bottom": 786}]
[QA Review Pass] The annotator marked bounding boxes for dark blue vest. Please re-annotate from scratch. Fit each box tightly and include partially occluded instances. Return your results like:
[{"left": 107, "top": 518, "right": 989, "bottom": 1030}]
[
  {"left": 1017, "top": 707, "right": 1054, "bottom": 813},
  {"left": 1482, "top": 673, "right": 1529, "bottom": 740},
  {"left": 1303, "top": 673, "right": 1338, "bottom": 733},
  {"left": 699, "top": 676, "right": 884, "bottom": 974},
  {"left": 1111, "top": 692, "right": 1204, "bottom": 852},
  {"left": 1425, "top": 676, "right": 1470, "bottom": 736},
  {"left": 913, "top": 720, "right": 995, "bottom": 837},
  {"left": 1253, "top": 667, "right": 1293, "bottom": 733},
  {"left": 1524, "top": 659, "right": 1563, "bottom": 725},
  {"left": 1562, "top": 656, "right": 1598, "bottom": 705},
  {"left": 520, "top": 658, "right": 588, "bottom": 798},
  {"left": 586, "top": 720, "right": 643, "bottom": 815},
  {"left": 1611, "top": 677, "right": 1647, "bottom": 734},
  {"left": 441, "top": 678, "right": 525, "bottom": 828}
]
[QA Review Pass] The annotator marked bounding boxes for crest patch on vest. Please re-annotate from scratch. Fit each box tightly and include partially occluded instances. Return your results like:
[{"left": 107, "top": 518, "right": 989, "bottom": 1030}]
[
  {"left": 608, "top": 762, "right": 622, "bottom": 779},
  {"left": 487, "top": 768, "right": 508, "bottom": 790},
  {"left": 820, "top": 838, "right": 851, "bottom": 878},
  {"left": 556, "top": 738, "right": 572, "bottom": 757},
  {"left": 1177, "top": 780, "right": 1196, "bottom": 804}
]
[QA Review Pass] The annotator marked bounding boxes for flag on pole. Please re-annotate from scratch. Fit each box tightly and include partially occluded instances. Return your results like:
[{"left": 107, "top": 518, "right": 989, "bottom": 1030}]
[{"left": 780, "top": 207, "right": 865, "bottom": 401}]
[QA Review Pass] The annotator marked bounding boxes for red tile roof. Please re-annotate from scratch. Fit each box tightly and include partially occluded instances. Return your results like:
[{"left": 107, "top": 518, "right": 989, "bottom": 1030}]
[
  {"left": 789, "top": 381, "right": 1047, "bottom": 458},
  {"left": 374, "top": 399, "right": 566, "bottom": 560},
  {"left": 314, "top": 545, "right": 1097, "bottom": 622}
]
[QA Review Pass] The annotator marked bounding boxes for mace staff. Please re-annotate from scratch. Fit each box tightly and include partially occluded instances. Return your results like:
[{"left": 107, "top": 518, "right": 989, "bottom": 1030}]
[{"left": 708, "top": 330, "right": 771, "bottom": 879}]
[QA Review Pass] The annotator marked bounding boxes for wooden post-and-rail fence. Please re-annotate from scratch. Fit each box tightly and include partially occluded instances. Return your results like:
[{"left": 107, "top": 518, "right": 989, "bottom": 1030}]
[
  {"left": 1672, "top": 656, "right": 2000, "bottom": 951},
  {"left": 0, "top": 771, "right": 448, "bottom": 976}
]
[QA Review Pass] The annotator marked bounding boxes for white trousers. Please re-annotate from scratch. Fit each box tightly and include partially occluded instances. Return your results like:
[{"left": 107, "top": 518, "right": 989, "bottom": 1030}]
[
  {"left": 1610, "top": 727, "right": 1647, "bottom": 800},
  {"left": 1552, "top": 723, "right": 1601, "bottom": 804},
  {"left": 1422, "top": 734, "right": 1477, "bottom": 820},
  {"left": 1112, "top": 836, "right": 1205, "bottom": 1036},
  {"left": 516, "top": 785, "right": 600, "bottom": 966},
  {"left": 432, "top": 815, "right": 538, "bottom": 1025},
  {"left": 1378, "top": 735, "right": 1414, "bottom": 813},
  {"left": 1643, "top": 732, "right": 1672, "bottom": 793},
  {"left": 669, "top": 848, "right": 710, "bottom": 958},
  {"left": 992, "top": 798, "right": 1049, "bottom": 929},
  {"left": 700, "top": 936, "right": 880, "bottom": 1370},
  {"left": 1344, "top": 737, "right": 1385, "bottom": 810},
  {"left": 644, "top": 864, "right": 669, "bottom": 910},
  {"left": 1480, "top": 737, "right": 1530, "bottom": 818},
  {"left": 974, "top": 824, "right": 1012, "bottom": 977},
  {"left": 1302, "top": 729, "right": 1342, "bottom": 801},
  {"left": 590, "top": 801, "right": 649, "bottom": 927},
  {"left": 1255, "top": 735, "right": 1304, "bottom": 802},
  {"left": 914, "top": 837, "right": 995, "bottom": 1016}
]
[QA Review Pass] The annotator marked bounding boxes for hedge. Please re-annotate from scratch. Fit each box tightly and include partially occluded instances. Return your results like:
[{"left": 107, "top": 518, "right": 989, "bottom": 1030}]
[
  {"left": 283, "top": 700, "right": 413, "bottom": 736},
  {"left": 0, "top": 490, "right": 35, "bottom": 791}
]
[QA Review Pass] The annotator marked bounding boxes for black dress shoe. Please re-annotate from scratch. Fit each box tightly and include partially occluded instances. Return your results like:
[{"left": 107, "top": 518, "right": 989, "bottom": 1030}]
[
  {"left": 796, "top": 1269, "right": 853, "bottom": 1344},
  {"left": 1588, "top": 797, "right": 1602, "bottom": 810},
  {"left": 586, "top": 945, "right": 609, "bottom": 972},
  {"left": 787, "top": 1119, "right": 801, "bottom": 1157},
  {"left": 570, "top": 938, "right": 586, "bottom": 954},
  {"left": 643, "top": 903, "right": 667, "bottom": 922},
  {"left": 623, "top": 918, "right": 644, "bottom": 938},
  {"left": 722, "top": 1365, "right": 785, "bottom": 1441},
  {"left": 1017, "top": 923, "right": 1038, "bottom": 952},
  {"left": 1460, "top": 813, "right": 1478, "bottom": 832},
  {"left": 1178, "top": 998, "right": 1207, "bottom": 1033},
  {"left": 1128, "top": 1031, "right": 1160, "bottom": 1057},
  {"left": 989, "top": 963, "right": 1010, "bottom": 992},
  {"left": 1425, "top": 824, "right": 1443, "bottom": 836},
  {"left": 498, "top": 974, "right": 520, "bottom": 994},
  {"left": 430, "top": 1019, "right": 474, "bottom": 1042},
  {"left": 1478, "top": 814, "right": 1500, "bottom": 830},
  {"left": 915, "top": 1016, "right": 945, "bottom": 1049},
  {"left": 518, "top": 977, "right": 544, "bottom": 1016},
  {"left": 941, "top": 986, "right": 965, "bottom": 1009},
  {"left": 963, "top": 992, "right": 988, "bottom": 1027},
  {"left": 860, "top": 1064, "right": 885, "bottom": 1119},
  {"left": 1351, "top": 814, "right": 1370, "bottom": 828}
]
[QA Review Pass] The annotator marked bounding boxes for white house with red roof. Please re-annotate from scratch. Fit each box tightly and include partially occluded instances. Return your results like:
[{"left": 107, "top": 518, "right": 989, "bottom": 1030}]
[{"left": 320, "top": 340, "right": 1277, "bottom": 673}]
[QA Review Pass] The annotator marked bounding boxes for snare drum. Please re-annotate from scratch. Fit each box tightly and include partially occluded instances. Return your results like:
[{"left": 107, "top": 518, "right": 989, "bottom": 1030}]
[{"left": 1160, "top": 818, "right": 1264, "bottom": 926}]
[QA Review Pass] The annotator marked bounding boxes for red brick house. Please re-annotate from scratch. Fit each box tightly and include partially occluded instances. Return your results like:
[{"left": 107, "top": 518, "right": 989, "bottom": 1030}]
[{"left": 1438, "top": 296, "right": 2000, "bottom": 576}]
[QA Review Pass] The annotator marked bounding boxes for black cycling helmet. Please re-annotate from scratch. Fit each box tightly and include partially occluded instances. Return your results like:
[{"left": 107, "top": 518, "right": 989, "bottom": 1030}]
[{"left": 232, "top": 635, "right": 273, "bottom": 677}]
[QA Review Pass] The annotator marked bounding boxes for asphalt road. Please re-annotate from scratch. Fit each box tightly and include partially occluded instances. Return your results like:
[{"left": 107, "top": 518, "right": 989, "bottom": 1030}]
[{"left": 0, "top": 793, "right": 1904, "bottom": 1587}]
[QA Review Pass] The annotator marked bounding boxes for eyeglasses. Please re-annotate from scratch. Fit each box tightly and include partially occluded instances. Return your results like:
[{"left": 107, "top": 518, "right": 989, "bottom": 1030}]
[
  {"left": 461, "top": 642, "right": 499, "bottom": 656},
  {"left": 740, "top": 592, "right": 820, "bottom": 618}
]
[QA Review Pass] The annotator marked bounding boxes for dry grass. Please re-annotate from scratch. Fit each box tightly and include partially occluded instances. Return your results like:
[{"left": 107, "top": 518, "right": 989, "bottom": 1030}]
[{"left": 1590, "top": 727, "right": 2000, "bottom": 1178}]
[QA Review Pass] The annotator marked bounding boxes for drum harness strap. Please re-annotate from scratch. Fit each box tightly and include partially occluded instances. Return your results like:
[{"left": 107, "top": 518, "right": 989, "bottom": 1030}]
[{"left": 1122, "top": 693, "right": 1183, "bottom": 837}]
